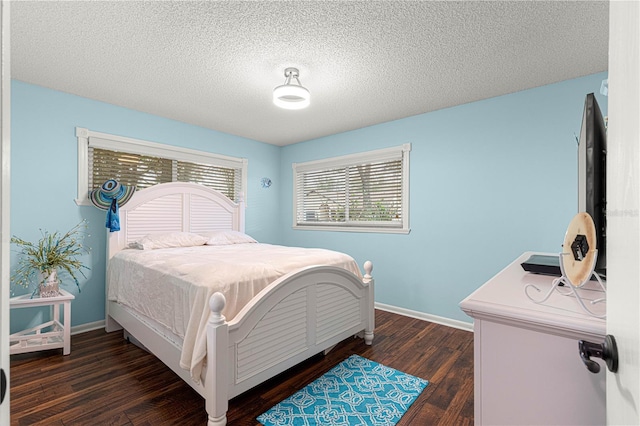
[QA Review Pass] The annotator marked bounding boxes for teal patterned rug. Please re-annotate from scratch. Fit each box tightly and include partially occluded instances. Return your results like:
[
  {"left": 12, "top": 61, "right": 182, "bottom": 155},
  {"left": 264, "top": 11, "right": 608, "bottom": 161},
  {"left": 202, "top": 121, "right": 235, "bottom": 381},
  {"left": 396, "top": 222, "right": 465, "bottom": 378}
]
[{"left": 257, "top": 355, "right": 429, "bottom": 426}]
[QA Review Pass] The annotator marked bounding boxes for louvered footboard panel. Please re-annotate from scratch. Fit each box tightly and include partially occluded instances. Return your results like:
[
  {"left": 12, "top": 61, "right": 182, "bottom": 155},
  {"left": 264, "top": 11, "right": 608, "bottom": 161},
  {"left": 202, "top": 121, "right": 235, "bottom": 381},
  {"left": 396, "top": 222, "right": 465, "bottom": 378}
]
[
  {"left": 235, "top": 290, "right": 308, "bottom": 383},
  {"left": 316, "top": 284, "right": 361, "bottom": 344}
]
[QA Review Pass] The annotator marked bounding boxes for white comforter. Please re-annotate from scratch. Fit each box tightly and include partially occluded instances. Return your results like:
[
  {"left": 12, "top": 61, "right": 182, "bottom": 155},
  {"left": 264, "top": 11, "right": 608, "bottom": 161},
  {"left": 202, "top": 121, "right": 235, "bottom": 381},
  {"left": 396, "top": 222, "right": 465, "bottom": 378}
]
[{"left": 107, "top": 243, "right": 361, "bottom": 381}]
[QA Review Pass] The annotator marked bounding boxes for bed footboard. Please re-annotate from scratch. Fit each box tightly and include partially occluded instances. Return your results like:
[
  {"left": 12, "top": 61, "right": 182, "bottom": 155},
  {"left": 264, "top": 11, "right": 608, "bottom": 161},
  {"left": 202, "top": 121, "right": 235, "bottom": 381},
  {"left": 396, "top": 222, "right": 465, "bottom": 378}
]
[{"left": 204, "top": 261, "right": 374, "bottom": 425}]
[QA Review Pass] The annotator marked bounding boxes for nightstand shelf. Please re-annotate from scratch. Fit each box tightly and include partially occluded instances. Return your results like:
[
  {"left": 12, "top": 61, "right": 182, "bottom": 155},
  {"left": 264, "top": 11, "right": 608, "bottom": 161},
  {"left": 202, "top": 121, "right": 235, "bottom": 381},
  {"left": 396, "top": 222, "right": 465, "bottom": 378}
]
[{"left": 10, "top": 289, "right": 75, "bottom": 355}]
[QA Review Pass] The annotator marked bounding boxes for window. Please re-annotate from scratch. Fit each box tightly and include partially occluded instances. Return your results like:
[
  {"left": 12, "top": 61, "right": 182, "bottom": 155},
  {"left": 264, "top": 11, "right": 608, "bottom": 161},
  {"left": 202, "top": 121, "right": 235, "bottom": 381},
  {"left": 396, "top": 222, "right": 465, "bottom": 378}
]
[
  {"left": 75, "top": 127, "right": 247, "bottom": 205},
  {"left": 293, "top": 144, "right": 410, "bottom": 233}
]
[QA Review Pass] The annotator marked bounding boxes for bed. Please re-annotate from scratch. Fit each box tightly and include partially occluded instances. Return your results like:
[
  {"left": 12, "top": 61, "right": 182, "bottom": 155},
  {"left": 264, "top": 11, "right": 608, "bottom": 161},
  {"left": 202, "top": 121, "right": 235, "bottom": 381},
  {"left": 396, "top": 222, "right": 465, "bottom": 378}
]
[{"left": 104, "top": 182, "right": 375, "bottom": 425}]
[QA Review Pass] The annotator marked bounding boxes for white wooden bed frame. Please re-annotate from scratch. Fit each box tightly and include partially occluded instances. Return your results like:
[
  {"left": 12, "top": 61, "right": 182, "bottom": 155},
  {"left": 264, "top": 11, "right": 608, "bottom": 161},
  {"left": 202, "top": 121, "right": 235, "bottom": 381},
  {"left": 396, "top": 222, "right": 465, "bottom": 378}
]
[{"left": 104, "top": 182, "right": 375, "bottom": 425}]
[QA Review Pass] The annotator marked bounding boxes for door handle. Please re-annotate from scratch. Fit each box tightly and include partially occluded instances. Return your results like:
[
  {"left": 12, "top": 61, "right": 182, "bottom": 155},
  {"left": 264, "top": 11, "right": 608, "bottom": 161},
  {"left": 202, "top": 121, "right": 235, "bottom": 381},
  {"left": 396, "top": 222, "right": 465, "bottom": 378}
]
[
  {"left": 1, "top": 368, "right": 6, "bottom": 404},
  {"left": 578, "top": 335, "right": 618, "bottom": 374}
]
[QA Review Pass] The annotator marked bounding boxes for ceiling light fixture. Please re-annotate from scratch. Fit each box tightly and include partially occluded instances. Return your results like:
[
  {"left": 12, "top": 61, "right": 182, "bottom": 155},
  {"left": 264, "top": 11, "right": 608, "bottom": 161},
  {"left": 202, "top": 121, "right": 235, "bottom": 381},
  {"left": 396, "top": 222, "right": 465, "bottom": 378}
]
[{"left": 273, "top": 67, "right": 310, "bottom": 110}]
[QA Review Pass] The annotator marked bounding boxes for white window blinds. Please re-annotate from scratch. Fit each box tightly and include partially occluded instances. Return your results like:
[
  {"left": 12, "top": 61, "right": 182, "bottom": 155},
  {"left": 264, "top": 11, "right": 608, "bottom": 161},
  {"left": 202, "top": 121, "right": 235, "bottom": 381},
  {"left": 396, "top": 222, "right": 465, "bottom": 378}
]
[
  {"left": 293, "top": 144, "right": 410, "bottom": 233},
  {"left": 89, "top": 148, "right": 173, "bottom": 189},
  {"left": 76, "top": 128, "right": 247, "bottom": 205}
]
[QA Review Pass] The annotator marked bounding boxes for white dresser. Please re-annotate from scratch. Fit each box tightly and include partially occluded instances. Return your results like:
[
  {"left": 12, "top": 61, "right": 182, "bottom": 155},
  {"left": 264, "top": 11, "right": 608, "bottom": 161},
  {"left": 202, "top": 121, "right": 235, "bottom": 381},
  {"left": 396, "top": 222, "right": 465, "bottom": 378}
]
[{"left": 460, "top": 252, "right": 606, "bottom": 426}]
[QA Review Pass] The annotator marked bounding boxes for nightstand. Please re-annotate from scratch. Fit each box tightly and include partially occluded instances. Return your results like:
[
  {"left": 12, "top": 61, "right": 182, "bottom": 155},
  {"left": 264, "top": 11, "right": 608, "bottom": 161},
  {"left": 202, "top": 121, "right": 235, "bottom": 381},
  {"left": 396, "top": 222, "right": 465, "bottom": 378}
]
[{"left": 9, "top": 289, "right": 75, "bottom": 355}]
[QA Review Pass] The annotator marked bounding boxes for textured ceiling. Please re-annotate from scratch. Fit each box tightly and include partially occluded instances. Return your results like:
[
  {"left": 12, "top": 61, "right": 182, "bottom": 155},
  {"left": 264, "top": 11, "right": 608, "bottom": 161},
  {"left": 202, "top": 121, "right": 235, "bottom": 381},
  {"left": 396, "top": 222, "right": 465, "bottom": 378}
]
[{"left": 11, "top": 1, "right": 609, "bottom": 146}]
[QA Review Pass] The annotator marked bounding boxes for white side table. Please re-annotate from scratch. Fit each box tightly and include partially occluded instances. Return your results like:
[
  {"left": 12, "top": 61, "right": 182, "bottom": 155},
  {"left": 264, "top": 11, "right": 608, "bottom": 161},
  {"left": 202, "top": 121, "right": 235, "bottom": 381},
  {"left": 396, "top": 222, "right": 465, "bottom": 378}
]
[{"left": 10, "top": 289, "right": 75, "bottom": 355}]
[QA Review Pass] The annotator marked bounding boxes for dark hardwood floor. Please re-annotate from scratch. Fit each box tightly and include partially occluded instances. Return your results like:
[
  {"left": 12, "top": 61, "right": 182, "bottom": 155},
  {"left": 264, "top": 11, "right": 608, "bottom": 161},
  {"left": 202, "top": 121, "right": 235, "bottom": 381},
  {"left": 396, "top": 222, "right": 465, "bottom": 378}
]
[{"left": 10, "top": 309, "right": 474, "bottom": 425}]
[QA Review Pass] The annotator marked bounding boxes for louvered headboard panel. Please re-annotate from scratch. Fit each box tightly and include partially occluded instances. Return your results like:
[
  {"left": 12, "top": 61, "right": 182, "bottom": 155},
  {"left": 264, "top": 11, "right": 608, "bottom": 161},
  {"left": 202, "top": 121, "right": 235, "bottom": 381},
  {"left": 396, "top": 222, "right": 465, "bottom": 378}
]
[{"left": 107, "top": 182, "right": 244, "bottom": 259}]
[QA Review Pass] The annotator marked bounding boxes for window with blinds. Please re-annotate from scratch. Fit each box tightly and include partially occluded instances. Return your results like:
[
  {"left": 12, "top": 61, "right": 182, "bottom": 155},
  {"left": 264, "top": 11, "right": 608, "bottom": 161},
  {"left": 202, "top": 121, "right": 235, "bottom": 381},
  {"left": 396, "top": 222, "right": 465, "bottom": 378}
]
[
  {"left": 89, "top": 148, "right": 173, "bottom": 190},
  {"left": 89, "top": 148, "right": 242, "bottom": 200},
  {"left": 76, "top": 127, "right": 247, "bottom": 205},
  {"left": 293, "top": 144, "right": 410, "bottom": 233}
]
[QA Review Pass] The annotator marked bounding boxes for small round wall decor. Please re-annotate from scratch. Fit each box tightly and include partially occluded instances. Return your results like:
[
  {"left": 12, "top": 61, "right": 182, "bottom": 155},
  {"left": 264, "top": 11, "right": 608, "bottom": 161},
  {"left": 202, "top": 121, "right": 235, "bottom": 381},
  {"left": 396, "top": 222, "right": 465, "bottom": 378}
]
[{"left": 261, "top": 177, "right": 272, "bottom": 188}]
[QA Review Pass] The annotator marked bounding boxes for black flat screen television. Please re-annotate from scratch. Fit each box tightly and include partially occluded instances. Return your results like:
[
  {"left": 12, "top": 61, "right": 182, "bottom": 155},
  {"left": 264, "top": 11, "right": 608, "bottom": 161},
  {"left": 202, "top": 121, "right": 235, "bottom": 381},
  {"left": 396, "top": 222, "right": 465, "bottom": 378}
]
[{"left": 578, "top": 93, "right": 607, "bottom": 277}]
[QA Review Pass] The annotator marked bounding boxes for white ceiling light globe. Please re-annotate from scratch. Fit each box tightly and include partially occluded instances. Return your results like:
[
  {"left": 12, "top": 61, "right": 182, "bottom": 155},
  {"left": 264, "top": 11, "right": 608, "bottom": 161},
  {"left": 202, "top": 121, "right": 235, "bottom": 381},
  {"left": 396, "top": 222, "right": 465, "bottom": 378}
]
[
  {"left": 273, "top": 84, "right": 310, "bottom": 110},
  {"left": 273, "top": 67, "right": 310, "bottom": 110}
]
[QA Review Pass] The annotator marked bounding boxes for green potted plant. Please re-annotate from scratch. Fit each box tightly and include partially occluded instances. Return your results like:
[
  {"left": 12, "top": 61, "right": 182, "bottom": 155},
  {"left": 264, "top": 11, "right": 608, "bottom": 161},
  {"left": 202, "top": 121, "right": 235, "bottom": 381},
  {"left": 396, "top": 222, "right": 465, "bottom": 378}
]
[{"left": 10, "top": 221, "right": 90, "bottom": 297}]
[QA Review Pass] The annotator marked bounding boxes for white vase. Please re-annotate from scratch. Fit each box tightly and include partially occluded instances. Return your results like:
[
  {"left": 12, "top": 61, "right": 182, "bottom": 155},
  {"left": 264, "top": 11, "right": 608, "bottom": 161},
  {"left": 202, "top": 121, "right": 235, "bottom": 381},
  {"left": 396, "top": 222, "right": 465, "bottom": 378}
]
[{"left": 38, "top": 269, "right": 59, "bottom": 298}]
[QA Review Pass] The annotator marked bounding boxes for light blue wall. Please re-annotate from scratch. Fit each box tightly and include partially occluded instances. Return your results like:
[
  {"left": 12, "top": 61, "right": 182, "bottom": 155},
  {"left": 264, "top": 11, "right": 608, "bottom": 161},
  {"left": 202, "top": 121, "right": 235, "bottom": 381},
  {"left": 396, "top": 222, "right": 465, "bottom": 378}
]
[
  {"left": 10, "top": 80, "right": 281, "bottom": 332},
  {"left": 10, "top": 72, "right": 607, "bottom": 332},
  {"left": 279, "top": 72, "right": 608, "bottom": 323}
]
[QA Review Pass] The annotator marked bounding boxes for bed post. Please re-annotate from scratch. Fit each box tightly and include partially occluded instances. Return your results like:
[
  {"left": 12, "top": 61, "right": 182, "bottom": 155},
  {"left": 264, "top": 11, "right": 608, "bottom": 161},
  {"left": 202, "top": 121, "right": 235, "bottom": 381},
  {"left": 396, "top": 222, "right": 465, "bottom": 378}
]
[
  {"left": 363, "top": 260, "right": 375, "bottom": 345},
  {"left": 237, "top": 193, "right": 245, "bottom": 234},
  {"left": 206, "top": 292, "right": 229, "bottom": 426}
]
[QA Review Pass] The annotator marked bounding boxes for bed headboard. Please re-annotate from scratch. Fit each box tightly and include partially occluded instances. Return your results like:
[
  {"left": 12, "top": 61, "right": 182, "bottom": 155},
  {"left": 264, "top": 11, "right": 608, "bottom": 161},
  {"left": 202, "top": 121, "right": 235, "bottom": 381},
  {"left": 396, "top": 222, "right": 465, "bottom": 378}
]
[{"left": 107, "top": 182, "right": 245, "bottom": 259}]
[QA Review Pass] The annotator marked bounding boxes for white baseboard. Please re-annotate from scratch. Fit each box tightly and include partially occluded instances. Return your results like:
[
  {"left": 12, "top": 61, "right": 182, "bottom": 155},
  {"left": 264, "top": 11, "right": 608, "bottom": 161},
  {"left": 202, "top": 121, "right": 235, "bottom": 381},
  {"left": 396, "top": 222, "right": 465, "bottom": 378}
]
[
  {"left": 375, "top": 302, "right": 474, "bottom": 332},
  {"left": 71, "top": 320, "right": 105, "bottom": 335}
]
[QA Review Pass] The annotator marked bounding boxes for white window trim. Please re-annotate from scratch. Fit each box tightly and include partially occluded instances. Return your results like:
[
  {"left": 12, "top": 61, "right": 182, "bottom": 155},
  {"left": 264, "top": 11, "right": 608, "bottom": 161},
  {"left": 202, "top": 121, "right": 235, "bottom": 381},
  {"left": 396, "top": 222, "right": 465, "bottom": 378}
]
[
  {"left": 292, "top": 143, "right": 411, "bottom": 234},
  {"left": 75, "top": 127, "right": 248, "bottom": 206}
]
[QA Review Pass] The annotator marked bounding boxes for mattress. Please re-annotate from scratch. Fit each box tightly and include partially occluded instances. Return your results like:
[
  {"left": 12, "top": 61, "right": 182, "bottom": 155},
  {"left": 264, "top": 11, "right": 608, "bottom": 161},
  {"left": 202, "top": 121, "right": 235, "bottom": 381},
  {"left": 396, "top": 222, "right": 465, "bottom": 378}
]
[{"left": 107, "top": 243, "right": 361, "bottom": 380}]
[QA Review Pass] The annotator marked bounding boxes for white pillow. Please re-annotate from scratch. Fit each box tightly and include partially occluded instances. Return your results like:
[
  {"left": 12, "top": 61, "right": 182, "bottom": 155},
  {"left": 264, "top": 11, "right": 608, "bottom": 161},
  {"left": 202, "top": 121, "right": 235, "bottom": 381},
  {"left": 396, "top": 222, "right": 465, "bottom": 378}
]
[
  {"left": 129, "top": 232, "right": 209, "bottom": 250},
  {"left": 201, "top": 230, "right": 257, "bottom": 246}
]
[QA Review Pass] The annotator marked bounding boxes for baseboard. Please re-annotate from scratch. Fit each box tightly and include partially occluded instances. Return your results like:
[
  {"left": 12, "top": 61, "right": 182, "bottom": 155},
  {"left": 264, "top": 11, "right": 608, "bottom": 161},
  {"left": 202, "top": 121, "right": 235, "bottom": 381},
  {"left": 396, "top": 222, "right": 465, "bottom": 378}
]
[
  {"left": 71, "top": 320, "right": 105, "bottom": 335},
  {"left": 375, "top": 302, "right": 473, "bottom": 332}
]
